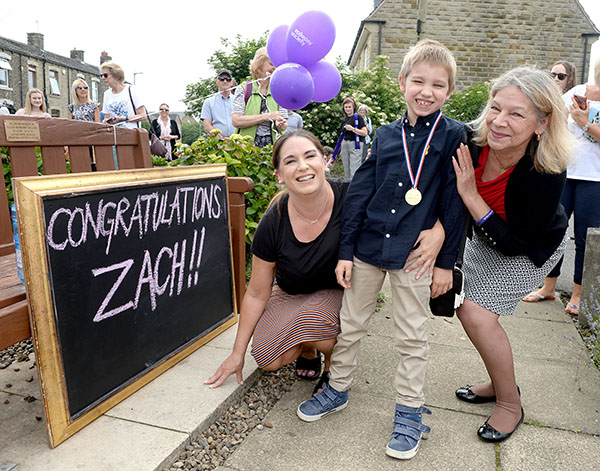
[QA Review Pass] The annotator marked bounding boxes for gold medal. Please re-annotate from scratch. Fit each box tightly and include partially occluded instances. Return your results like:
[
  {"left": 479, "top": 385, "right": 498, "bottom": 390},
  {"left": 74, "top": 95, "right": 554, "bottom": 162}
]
[{"left": 405, "top": 188, "right": 422, "bottom": 206}]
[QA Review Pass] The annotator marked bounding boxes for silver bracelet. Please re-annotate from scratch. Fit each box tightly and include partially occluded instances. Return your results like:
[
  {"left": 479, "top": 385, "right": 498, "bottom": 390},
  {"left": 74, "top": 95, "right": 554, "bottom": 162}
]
[{"left": 582, "top": 122, "right": 591, "bottom": 132}]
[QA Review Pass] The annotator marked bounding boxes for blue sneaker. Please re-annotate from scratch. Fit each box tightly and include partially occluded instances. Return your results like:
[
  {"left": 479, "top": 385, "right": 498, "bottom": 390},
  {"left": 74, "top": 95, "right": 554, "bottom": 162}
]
[
  {"left": 385, "top": 404, "right": 431, "bottom": 460},
  {"left": 297, "top": 382, "right": 349, "bottom": 422}
]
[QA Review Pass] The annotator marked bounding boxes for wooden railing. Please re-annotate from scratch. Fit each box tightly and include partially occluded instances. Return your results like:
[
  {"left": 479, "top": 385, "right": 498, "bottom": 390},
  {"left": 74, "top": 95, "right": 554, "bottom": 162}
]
[{"left": 0, "top": 116, "right": 252, "bottom": 350}]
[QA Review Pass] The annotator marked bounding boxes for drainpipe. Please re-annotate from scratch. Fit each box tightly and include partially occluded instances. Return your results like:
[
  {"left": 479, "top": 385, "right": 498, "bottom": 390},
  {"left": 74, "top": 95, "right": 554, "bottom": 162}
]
[
  {"left": 19, "top": 55, "right": 24, "bottom": 108},
  {"left": 362, "top": 20, "right": 387, "bottom": 55},
  {"left": 582, "top": 33, "right": 600, "bottom": 84}
]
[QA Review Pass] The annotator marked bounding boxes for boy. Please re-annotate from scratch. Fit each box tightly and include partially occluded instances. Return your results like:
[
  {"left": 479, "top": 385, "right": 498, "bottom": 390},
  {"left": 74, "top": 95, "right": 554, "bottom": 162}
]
[{"left": 297, "top": 40, "right": 465, "bottom": 460}]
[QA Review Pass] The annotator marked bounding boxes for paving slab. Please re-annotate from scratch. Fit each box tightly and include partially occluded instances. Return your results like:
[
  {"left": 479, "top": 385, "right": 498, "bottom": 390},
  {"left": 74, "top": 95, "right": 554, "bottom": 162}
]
[
  {"left": 217, "top": 382, "right": 495, "bottom": 471},
  {"left": 0, "top": 325, "right": 260, "bottom": 471}
]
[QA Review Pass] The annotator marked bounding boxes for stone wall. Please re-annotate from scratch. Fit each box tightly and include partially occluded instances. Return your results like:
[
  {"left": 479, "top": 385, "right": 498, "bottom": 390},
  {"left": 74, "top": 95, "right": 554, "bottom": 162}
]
[
  {"left": 580, "top": 228, "right": 600, "bottom": 329},
  {"left": 356, "top": 0, "right": 598, "bottom": 90}
]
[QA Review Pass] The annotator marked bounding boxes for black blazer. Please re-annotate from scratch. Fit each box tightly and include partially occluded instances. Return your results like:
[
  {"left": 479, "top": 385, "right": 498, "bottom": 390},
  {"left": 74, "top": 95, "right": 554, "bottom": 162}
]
[
  {"left": 151, "top": 118, "right": 181, "bottom": 153},
  {"left": 468, "top": 139, "right": 567, "bottom": 268}
]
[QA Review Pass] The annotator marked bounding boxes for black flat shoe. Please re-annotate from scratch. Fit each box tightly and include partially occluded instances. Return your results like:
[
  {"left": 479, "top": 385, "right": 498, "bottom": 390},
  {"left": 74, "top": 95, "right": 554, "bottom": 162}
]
[
  {"left": 455, "top": 385, "right": 496, "bottom": 404},
  {"left": 477, "top": 408, "right": 524, "bottom": 443},
  {"left": 455, "top": 385, "right": 521, "bottom": 404}
]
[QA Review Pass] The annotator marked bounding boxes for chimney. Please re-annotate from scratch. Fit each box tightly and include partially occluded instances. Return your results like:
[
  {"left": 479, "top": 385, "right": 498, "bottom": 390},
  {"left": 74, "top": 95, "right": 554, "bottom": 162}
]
[
  {"left": 70, "top": 49, "right": 85, "bottom": 61},
  {"left": 100, "top": 51, "right": 112, "bottom": 65},
  {"left": 27, "top": 32, "right": 44, "bottom": 49}
]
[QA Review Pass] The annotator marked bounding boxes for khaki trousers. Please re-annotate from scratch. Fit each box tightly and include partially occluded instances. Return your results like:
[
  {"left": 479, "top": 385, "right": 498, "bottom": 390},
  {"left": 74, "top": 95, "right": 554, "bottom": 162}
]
[{"left": 329, "top": 257, "right": 431, "bottom": 407}]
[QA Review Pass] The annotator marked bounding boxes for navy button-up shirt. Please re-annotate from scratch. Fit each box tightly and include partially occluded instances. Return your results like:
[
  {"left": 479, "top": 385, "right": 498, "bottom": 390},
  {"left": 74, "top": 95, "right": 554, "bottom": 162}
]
[{"left": 339, "top": 112, "right": 465, "bottom": 270}]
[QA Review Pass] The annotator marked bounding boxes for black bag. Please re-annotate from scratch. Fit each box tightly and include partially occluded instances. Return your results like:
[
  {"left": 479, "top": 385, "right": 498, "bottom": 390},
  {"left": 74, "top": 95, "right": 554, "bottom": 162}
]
[
  {"left": 150, "top": 133, "right": 168, "bottom": 157},
  {"left": 429, "top": 265, "right": 465, "bottom": 317}
]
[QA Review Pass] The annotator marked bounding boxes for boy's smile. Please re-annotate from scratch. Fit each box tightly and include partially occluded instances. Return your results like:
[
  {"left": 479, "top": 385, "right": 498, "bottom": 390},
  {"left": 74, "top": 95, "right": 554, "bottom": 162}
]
[{"left": 399, "top": 61, "right": 453, "bottom": 125}]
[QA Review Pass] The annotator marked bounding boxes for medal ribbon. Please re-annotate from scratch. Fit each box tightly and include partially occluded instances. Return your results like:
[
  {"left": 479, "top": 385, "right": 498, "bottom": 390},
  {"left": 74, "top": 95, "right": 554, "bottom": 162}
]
[
  {"left": 401, "top": 111, "right": 443, "bottom": 190},
  {"left": 353, "top": 113, "right": 361, "bottom": 150}
]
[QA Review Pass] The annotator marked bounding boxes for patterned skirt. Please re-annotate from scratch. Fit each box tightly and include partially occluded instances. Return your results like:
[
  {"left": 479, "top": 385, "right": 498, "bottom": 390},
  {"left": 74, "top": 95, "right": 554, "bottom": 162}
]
[
  {"left": 250, "top": 285, "right": 342, "bottom": 368},
  {"left": 463, "top": 231, "right": 567, "bottom": 316}
]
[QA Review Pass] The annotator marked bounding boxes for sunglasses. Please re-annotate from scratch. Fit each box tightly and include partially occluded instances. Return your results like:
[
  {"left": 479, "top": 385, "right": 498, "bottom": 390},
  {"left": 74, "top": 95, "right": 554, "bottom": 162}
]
[
  {"left": 217, "top": 77, "right": 232, "bottom": 82},
  {"left": 550, "top": 72, "right": 568, "bottom": 80},
  {"left": 77, "top": 86, "right": 88, "bottom": 90},
  {"left": 100, "top": 73, "right": 109, "bottom": 78},
  {"left": 159, "top": 108, "right": 169, "bottom": 112}
]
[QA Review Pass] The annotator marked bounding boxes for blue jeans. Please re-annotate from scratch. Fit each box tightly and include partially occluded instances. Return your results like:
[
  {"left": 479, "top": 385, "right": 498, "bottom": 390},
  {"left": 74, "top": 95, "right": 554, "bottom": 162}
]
[{"left": 548, "top": 178, "right": 600, "bottom": 284}]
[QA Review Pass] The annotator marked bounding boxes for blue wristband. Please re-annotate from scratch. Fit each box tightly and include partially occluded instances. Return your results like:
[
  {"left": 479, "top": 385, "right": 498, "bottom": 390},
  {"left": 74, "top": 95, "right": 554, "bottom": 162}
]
[
  {"left": 476, "top": 209, "right": 494, "bottom": 226},
  {"left": 125, "top": 115, "right": 129, "bottom": 122}
]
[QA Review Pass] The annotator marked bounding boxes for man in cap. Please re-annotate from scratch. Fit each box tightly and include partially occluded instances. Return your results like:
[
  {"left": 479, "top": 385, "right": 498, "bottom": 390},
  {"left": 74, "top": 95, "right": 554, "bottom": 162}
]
[{"left": 201, "top": 69, "right": 236, "bottom": 137}]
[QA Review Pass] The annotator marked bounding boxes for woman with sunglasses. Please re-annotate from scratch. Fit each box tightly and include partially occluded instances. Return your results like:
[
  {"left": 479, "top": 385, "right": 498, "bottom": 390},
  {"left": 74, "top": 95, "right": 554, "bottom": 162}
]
[
  {"left": 100, "top": 61, "right": 147, "bottom": 129},
  {"left": 550, "top": 61, "right": 576, "bottom": 94},
  {"left": 151, "top": 104, "right": 180, "bottom": 160},
  {"left": 68, "top": 79, "right": 100, "bottom": 122},
  {"left": 524, "top": 59, "right": 600, "bottom": 317}
]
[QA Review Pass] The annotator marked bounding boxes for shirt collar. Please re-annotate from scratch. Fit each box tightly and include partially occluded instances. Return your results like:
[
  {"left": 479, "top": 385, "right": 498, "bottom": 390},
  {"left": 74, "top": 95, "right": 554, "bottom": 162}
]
[{"left": 401, "top": 110, "right": 441, "bottom": 129}]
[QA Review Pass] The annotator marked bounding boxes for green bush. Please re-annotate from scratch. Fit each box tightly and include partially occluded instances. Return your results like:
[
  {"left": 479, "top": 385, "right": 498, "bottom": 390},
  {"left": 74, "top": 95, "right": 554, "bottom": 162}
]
[
  {"left": 444, "top": 82, "right": 489, "bottom": 123},
  {"left": 181, "top": 120, "right": 201, "bottom": 145},
  {"left": 173, "top": 131, "right": 278, "bottom": 243}
]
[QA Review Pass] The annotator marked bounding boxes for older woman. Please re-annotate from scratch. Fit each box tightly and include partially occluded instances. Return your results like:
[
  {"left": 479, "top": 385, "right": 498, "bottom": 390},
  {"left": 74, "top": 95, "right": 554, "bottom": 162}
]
[
  {"left": 100, "top": 61, "right": 147, "bottom": 129},
  {"left": 15, "top": 88, "right": 50, "bottom": 117},
  {"left": 206, "top": 130, "right": 445, "bottom": 391},
  {"left": 550, "top": 60, "right": 576, "bottom": 94},
  {"left": 151, "top": 103, "right": 180, "bottom": 160},
  {"left": 339, "top": 97, "right": 368, "bottom": 179},
  {"left": 452, "top": 67, "right": 572, "bottom": 442},
  {"left": 231, "top": 47, "right": 287, "bottom": 148},
  {"left": 358, "top": 104, "right": 373, "bottom": 162},
  {"left": 524, "top": 59, "right": 600, "bottom": 316},
  {"left": 68, "top": 79, "right": 100, "bottom": 122}
]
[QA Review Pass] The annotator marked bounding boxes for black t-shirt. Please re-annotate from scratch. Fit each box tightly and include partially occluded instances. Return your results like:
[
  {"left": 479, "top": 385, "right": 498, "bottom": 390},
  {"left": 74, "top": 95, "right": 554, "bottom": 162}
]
[
  {"left": 341, "top": 114, "right": 366, "bottom": 142},
  {"left": 251, "top": 180, "right": 348, "bottom": 295}
]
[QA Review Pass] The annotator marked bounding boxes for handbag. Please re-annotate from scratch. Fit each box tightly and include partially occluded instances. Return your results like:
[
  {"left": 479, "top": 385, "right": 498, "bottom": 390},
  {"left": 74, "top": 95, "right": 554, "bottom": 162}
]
[
  {"left": 429, "top": 265, "right": 465, "bottom": 317},
  {"left": 127, "top": 86, "right": 168, "bottom": 157},
  {"left": 150, "top": 133, "right": 168, "bottom": 157}
]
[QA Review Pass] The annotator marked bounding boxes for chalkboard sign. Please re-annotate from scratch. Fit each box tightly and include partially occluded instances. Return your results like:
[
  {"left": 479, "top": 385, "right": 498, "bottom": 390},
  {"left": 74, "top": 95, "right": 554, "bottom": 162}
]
[{"left": 14, "top": 165, "right": 238, "bottom": 447}]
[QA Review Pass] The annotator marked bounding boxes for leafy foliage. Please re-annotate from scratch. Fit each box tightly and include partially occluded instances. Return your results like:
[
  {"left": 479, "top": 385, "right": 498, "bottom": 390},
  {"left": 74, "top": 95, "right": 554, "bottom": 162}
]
[
  {"left": 173, "top": 131, "right": 277, "bottom": 243},
  {"left": 443, "top": 82, "right": 489, "bottom": 123},
  {"left": 181, "top": 120, "right": 201, "bottom": 145},
  {"left": 581, "top": 276, "right": 600, "bottom": 371},
  {"left": 183, "top": 33, "right": 269, "bottom": 118}
]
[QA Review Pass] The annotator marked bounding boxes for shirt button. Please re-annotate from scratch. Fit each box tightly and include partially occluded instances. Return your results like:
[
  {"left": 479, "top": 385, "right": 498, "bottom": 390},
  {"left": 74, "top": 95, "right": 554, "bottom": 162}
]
[
  {"left": 385, "top": 234, "right": 391, "bottom": 239},
  {"left": 426, "top": 122, "right": 430, "bottom": 126},
  {"left": 391, "top": 209, "right": 396, "bottom": 214},
  {"left": 398, "top": 182, "right": 403, "bottom": 187},
  {"left": 410, "top": 132, "right": 415, "bottom": 137}
]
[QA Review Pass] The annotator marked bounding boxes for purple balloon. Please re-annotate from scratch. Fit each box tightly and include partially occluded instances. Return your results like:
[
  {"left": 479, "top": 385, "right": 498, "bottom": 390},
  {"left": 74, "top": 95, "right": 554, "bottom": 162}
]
[
  {"left": 307, "top": 60, "right": 341, "bottom": 103},
  {"left": 270, "top": 62, "right": 314, "bottom": 110},
  {"left": 286, "top": 11, "right": 336, "bottom": 67},
  {"left": 267, "top": 24, "right": 289, "bottom": 67}
]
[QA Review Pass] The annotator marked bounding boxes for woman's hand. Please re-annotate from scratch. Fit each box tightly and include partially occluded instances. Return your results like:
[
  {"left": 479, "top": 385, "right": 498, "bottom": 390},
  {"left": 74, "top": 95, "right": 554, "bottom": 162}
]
[
  {"left": 452, "top": 144, "right": 479, "bottom": 204},
  {"left": 405, "top": 220, "right": 445, "bottom": 279},
  {"left": 267, "top": 110, "right": 283, "bottom": 122},
  {"left": 204, "top": 352, "right": 245, "bottom": 389},
  {"left": 335, "top": 260, "right": 353, "bottom": 289},
  {"left": 344, "top": 124, "right": 354, "bottom": 132},
  {"left": 569, "top": 97, "right": 589, "bottom": 128},
  {"left": 430, "top": 267, "right": 452, "bottom": 298}
]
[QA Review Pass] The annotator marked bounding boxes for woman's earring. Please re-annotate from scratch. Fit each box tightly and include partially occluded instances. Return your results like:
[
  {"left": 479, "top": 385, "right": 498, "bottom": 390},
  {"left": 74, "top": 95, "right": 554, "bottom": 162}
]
[{"left": 536, "top": 133, "right": 541, "bottom": 141}]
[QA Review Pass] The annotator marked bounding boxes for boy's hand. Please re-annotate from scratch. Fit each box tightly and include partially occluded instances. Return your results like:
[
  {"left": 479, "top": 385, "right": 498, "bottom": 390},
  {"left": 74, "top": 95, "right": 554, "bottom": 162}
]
[
  {"left": 335, "top": 260, "right": 353, "bottom": 289},
  {"left": 431, "top": 267, "right": 452, "bottom": 298}
]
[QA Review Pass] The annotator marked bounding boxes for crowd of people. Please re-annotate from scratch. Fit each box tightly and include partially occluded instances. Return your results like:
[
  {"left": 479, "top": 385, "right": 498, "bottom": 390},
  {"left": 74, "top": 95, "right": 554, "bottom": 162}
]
[{"left": 5, "top": 38, "right": 595, "bottom": 461}]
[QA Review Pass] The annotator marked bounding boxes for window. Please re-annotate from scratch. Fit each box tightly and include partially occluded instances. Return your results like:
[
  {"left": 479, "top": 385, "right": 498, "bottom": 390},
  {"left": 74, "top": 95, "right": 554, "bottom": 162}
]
[
  {"left": 50, "top": 109, "right": 60, "bottom": 117},
  {"left": 91, "top": 79, "right": 99, "bottom": 102},
  {"left": 49, "top": 70, "right": 60, "bottom": 95},
  {"left": 28, "top": 66, "right": 37, "bottom": 90},
  {"left": 0, "top": 69, "right": 8, "bottom": 88}
]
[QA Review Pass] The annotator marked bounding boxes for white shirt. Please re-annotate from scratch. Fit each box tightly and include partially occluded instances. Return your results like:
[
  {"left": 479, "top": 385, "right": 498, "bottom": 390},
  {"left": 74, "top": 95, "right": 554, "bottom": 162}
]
[{"left": 102, "top": 85, "right": 143, "bottom": 129}]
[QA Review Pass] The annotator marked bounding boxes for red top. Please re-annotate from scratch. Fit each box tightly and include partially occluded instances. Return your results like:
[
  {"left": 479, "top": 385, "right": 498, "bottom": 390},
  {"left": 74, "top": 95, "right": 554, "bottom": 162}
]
[{"left": 475, "top": 146, "right": 515, "bottom": 222}]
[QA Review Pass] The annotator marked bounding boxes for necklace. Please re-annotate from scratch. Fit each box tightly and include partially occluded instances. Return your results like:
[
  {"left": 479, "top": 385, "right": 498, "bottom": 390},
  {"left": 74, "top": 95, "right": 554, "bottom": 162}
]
[
  {"left": 289, "top": 189, "right": 330, "bottom": 225},
  {"left": 490, "top": 148, "right": 518, "bottom": 171}
]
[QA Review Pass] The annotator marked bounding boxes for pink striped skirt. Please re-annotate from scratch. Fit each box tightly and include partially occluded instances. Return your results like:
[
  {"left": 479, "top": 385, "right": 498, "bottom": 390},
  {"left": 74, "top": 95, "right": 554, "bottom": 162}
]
[{"left": 250, "top": 285, "right": 342, "bottom": 368}]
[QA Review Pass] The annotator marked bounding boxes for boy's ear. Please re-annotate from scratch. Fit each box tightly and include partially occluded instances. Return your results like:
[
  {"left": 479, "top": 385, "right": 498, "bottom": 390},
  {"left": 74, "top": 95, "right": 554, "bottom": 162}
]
[
  {"left": 398, "top": 75, "right": 406, "bottom": 93},
  {"left": 445, "top": 87, "right": 455, "bottom": 101}
]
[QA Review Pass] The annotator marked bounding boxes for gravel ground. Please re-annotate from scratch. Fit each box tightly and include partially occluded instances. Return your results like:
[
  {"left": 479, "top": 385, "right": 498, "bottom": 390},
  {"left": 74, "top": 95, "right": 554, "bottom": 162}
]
[
  {"left": 0, "top": 337, "right": 34, "bottom": 370},
  {"left": 163, "top": 364, "right": 299, "bottom": 471}
]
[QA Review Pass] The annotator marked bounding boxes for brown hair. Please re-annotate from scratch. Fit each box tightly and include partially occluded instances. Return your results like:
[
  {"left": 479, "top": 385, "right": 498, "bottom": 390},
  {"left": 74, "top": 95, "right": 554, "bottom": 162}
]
[
  {"left": 551, "top": 60, "right": 576, "bottom": 92},
  {"left": 342, "top": 97, "right": 357, "bottom": 116}
]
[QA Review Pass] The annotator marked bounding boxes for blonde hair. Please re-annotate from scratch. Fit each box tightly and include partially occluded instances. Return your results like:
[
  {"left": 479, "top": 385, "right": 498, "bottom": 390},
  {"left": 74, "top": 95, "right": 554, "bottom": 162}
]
[
  {"left": 472, "top": 66, "right": 572, "bottom": 174},
  {"left": 250, "top": 47, "right": 271, "bottom": 80},
  {"left": 100, "top": 61, "right": 125, "bottom": 83},
  {"left": 594, "top": 58, "right": 600, "bottom": 87},
  {"left": 551, "top": 60, "right": 576, "bottom": 92},
  {"left": 25, "top": 88, "right": 46, "bottom": 114},
  {"left": 70, "top": 79, "right": 91, "bottom": 105},
  {"left": 399, "top": 39, "right": 457, "bottom": 92}
]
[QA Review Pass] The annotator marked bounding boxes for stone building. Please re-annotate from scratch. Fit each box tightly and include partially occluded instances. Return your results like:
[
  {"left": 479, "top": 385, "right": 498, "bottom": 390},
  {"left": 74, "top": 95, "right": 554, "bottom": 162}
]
[
  {"left": 349, "top": 0, "right": 599, "bottom": 89},
  {"left": 0, "top": 33, "right": 109, "bottom": 117}
]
